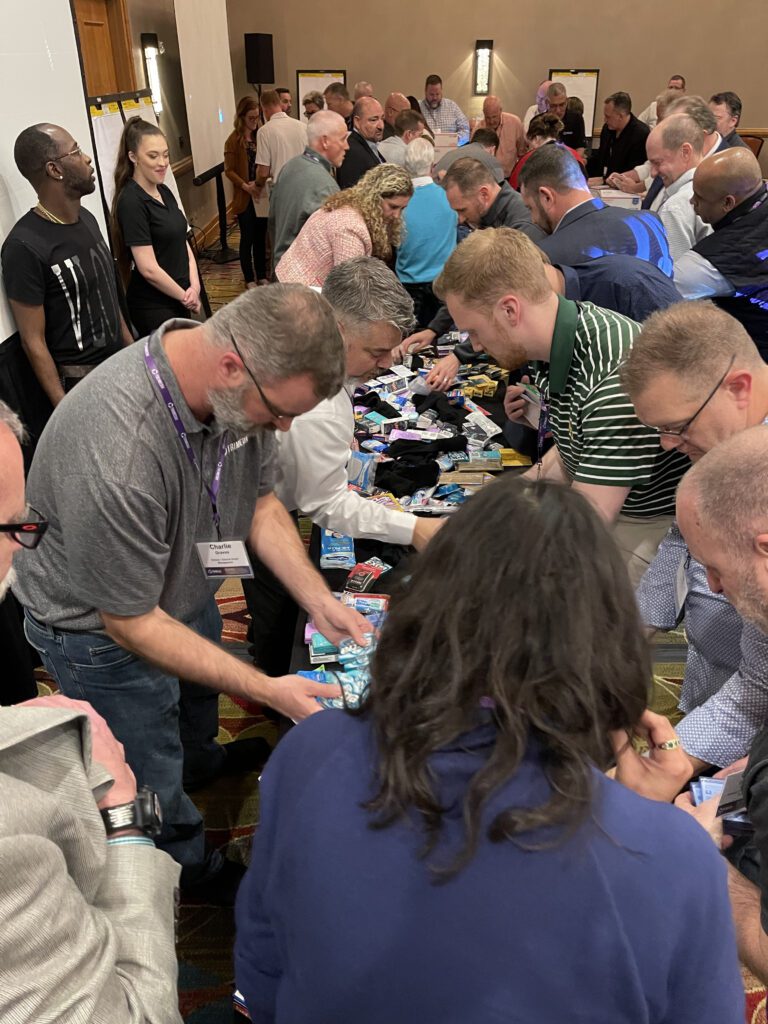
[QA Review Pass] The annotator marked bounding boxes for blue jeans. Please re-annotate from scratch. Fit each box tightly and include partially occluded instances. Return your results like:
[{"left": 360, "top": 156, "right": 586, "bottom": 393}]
[{"left": 24, "top": 598, "right": 224, "bottom": 880}]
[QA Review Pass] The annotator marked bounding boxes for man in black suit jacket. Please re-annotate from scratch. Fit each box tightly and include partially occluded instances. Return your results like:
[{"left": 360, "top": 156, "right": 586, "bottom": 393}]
[{"left": 337, "top": 97, "right": 385, "bottom": 189}]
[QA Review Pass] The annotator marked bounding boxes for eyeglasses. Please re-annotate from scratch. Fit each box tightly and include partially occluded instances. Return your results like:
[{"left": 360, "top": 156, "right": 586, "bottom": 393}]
[
  {"left": 653, "top": 354, "right": 736, "bottom": 438},
  {"left": 0, "top": 506, "right": 49, "bottom": 549},
  {"left": 54, "top": 144, "right": 83, "bottom": 161},
  {"left": 229, "top": 335, "right": 292, "bottom": 422}
]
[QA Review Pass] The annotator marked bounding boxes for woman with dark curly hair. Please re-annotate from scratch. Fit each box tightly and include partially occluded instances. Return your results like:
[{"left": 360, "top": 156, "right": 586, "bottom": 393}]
[
  {"left": 235, "top": 475, "right": 742, "bottom": 1024},
  {"left": 275, "top": 162, "right": 412, "bottom": 286}
]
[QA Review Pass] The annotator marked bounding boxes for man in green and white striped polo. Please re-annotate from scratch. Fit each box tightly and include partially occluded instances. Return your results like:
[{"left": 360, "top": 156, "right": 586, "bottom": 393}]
[{"left": 433, "top": 226, "right": 690, "bottom": 583}]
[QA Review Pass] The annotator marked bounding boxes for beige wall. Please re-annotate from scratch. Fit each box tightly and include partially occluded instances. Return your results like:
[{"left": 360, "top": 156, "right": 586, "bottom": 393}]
[{"left": 226, "top": 0, "right": 767, "bottom": 172}]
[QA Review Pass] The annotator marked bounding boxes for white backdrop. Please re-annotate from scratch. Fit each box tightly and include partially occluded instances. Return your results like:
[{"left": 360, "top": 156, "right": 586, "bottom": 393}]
[
  {"left": 297, "top": 71, "right": 346, "bottom": 122},
  {"left": 174, "top": 0, "right": 236, "bottom": 176},
  {"left": 0, "top": 0, "right": 108, "bottom": 343},
  {"left": 549, "top": 69, "right": 600, "bottom": 138}
]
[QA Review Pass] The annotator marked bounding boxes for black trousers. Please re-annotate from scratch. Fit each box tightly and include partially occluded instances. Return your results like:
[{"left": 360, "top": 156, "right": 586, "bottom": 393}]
[
  {"left": 237, "top": 204, "right": 268, "bottom": 283},
  {"left": 129, "top": 299, "right": 188, "bottom": 338},
  {"left": 403, "top": 282, "right": 442, "bottom": 330}
]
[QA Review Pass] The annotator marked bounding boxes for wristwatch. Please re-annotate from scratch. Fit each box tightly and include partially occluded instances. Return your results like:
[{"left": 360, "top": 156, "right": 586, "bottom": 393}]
[{"left": 101, "top": 787, "right": 163, "bottom": 838}]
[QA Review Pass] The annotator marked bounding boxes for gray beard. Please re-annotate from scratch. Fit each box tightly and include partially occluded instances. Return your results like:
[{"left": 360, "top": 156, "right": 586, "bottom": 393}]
[
  {"left": 207, "top": 385, "right": 264, "bottom": 436},
  {"left": 0, "top": 566, "right": 16, "bottom": 603}
]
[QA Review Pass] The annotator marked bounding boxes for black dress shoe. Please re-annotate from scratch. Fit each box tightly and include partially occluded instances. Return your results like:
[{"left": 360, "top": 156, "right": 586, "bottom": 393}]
[
  {"left": 182, "top": 858, "right": 246, "bottom": 906},
  {"left": 220, "top": 736, "right": 273, "bottom": 776},
  {"left": 185, "top": 737, "right": 273, "bottom": 792}
]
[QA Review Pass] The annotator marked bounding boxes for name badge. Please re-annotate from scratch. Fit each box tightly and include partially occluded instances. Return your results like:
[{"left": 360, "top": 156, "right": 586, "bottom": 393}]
[{"left": 196, "top": 540, "right": 253, "bottom": 579}]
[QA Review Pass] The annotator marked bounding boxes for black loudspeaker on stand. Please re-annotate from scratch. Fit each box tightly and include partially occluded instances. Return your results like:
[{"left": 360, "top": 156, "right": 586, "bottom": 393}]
[{"left": 245, "top": 33, "right": 275, "bottom": 87}]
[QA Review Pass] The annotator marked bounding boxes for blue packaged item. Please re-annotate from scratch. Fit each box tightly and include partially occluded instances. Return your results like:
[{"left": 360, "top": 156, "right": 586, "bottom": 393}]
[
  {"left": 347, "top": 450, "right": 376, "bottom": 491},
  {"left": 319, "top": 530, "right": 357, "bottom": 569},
  {"left": 361, "top": 439, "right": 387, "bottom": 453}
]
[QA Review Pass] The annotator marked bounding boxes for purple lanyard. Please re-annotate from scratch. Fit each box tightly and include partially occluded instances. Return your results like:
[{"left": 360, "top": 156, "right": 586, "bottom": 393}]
[{"left": 144, "top": 341, "right": 228, "bottom": 536}]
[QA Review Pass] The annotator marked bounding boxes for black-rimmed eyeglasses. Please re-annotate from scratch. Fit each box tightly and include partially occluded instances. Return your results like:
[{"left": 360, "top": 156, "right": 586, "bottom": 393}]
[
  {"left": 0, "top": 506, "right": 49, "bottom": 549},
  {"left": 653, "top": 355, "right": 736, "bottom": 438},
  {"left": 229, "top": 335, "right": 292, "bottom": 422}
]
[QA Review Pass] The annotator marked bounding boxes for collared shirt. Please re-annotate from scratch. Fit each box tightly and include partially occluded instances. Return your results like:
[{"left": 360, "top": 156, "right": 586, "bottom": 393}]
[
  {"left": 637, "top": 523, "right": 768, "bottom": 766},
  {"left": 275, "top": 388, "right": 415, "bottom": 545},
  {"left": 255, "top": 111, "right": 308, "bottom": 184},
  {"left": 269, "top": 147, "right": 340, "bottom": 264},
  {"left": 475, "top": 112, "right": 525, "bottom": 176},
  {"left": 14, "top": 319, "right": 276, "bottom": 630},
  {"left": 650, "top": 168, "right": 712, "bottom": 263},
  {"left": 419, "top": 97, "right": 470, "bottom": 142},
  {"left": 532, "top": 297, "right": 688, "bottom": 516}
]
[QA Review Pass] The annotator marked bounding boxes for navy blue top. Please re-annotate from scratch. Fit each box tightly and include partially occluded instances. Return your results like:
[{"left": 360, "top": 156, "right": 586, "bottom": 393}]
[
  {"left": 561, "top": 255, "right": 682, "bottom": 323},
  {"left": 539, "top": 197, "right": 673, "bottom": 278},
  {"left": 235, "top": 710, "right": 743, "bottom": 1024}
]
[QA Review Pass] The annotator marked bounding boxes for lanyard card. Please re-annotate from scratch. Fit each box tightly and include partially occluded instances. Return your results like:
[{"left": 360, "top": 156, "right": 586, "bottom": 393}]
[{"left": 196, "top": 540, "right": 253, "bottom": 579}]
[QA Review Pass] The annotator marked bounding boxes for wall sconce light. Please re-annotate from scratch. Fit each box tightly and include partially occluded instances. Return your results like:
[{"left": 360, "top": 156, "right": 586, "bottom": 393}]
[
  {"left": 473, "top": 39, "right": 493, "bottom": 96},
  {"left": 141, "top": 33, "right": 163, "bottom": 114}
]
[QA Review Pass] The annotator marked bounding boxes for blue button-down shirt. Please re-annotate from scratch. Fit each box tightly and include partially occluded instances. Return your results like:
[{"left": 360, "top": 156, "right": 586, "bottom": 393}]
[{"left": 637, "top": 523, "right": 768, "bottom": 766}]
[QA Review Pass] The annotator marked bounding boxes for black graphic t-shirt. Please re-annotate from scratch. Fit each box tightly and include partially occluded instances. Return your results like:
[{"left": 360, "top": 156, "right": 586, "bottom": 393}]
[{"left": 1, "top": 209, "right": 123, "bottom": 366}]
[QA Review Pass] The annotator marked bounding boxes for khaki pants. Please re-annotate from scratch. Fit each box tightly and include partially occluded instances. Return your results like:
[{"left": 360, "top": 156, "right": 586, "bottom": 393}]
[{"left": 612, "top": 513, "right": 674, "bottom": 588}]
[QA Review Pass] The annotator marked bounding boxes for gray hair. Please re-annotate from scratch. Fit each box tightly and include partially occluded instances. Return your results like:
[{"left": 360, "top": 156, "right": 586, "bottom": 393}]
[
  {"left": 205, "top": 284, "right": 345, "bottom": 399},
  {"left": 322, "top": 258, "right": 414, "bottom": 336},
  {"left": 667, "top": 94, "right": 717, "bottom": 134},
  {"left": 404, "top": 138, "right": 435, "bottom": 178},
  {"left": 680, "top": 425, "right": 768, "bottom": 557},
  {"left": 307, "top": 110, "right": 347, "bottom": 145},
  {"left": 302, "top": 90, "right": 324, "bottom": 109},
  {"left": 353, "top": 81, "right": 374, "bottom": 99},
  {"left": 0, "top": 401, "right": 26, "bottom": 442}
]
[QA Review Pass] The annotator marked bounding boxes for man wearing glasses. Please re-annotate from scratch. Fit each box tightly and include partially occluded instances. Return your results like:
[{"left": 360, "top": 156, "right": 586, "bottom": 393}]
[
  {"left": 0, "top": 400, "right": 183, "bottom": 1020},
  {"left": 1, "top": 124, "right": 133, "bottom": 411},
  {"left": 13, "top": 284, "right": 368, "bottom": 904},
  {"left": 621, "top": 300, "right": 768, "bottom": 780}
]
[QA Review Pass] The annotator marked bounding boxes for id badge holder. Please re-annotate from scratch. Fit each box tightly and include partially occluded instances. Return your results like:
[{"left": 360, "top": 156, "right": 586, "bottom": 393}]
[{"left": 195, "top": 539, "right": 254, "bottom": 579}]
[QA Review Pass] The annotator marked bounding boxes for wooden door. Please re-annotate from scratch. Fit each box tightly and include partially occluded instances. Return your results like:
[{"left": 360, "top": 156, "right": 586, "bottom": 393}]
[{"left": 73, "top": 0, "right": 136, "bottom": 97}]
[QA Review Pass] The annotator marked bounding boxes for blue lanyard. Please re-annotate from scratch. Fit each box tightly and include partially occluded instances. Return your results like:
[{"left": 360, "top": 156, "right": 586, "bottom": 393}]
[{"left": 144, "top": 340, "right": 228, "bottom": 536}]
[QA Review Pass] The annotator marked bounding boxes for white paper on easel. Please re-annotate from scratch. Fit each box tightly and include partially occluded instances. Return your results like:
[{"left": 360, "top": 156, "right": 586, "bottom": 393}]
[{"left": 89, "top": 101, "right": 125, "bottom": 211}]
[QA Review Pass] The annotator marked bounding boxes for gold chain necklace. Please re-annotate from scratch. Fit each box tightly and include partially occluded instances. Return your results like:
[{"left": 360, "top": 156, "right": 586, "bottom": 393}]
[{"left": 35, "top": 202, "right": 66, "bottom": 224}]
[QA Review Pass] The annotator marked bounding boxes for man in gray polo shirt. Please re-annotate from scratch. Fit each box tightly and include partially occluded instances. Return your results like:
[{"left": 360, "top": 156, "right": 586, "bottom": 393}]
[
  {"left": 14, "top": 284, "right": 367, "bottom": 900},
  {"left": 269, "top": 111, "right": 349, "bottom": 265}
]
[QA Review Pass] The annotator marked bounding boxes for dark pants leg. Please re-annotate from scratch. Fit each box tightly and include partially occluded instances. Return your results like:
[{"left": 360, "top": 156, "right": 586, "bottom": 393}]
[
  {"left": 237, "top": 204, "right": 258, "bottom": 283},
  {"left": 403, "top": 282, "right": 441, "bottom": 330},
  {"left": 254, "top": 217, "right": 268, "bottom": 281},
  {"left": 178, "top": 599, "right": 227, "bottom": 788},
  {"left": 0, "top": 592, "right": 38, "bottom": 705},
  {"left": 23, "top": 601, "right": 222, "bottom": 879},
  {"left": 129, "top": 301, "right": 188, "bottom": 338},
  {"left": 241, "top": 514, "right": 301, "bottom": 677}
]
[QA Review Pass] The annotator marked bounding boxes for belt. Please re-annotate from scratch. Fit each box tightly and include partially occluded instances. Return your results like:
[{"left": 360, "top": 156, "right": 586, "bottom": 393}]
[{"left": 59, "top": 364, "right": 98, "bottom": 380}]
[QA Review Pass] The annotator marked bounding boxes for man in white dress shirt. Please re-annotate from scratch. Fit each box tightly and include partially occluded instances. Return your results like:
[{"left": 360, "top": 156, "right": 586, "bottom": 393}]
[
  {"left": 646, "top": 114, "right": 712, "bottom": 263},
  {"left": 242, "top": 258, "right": 442, "bottom": 675}
]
